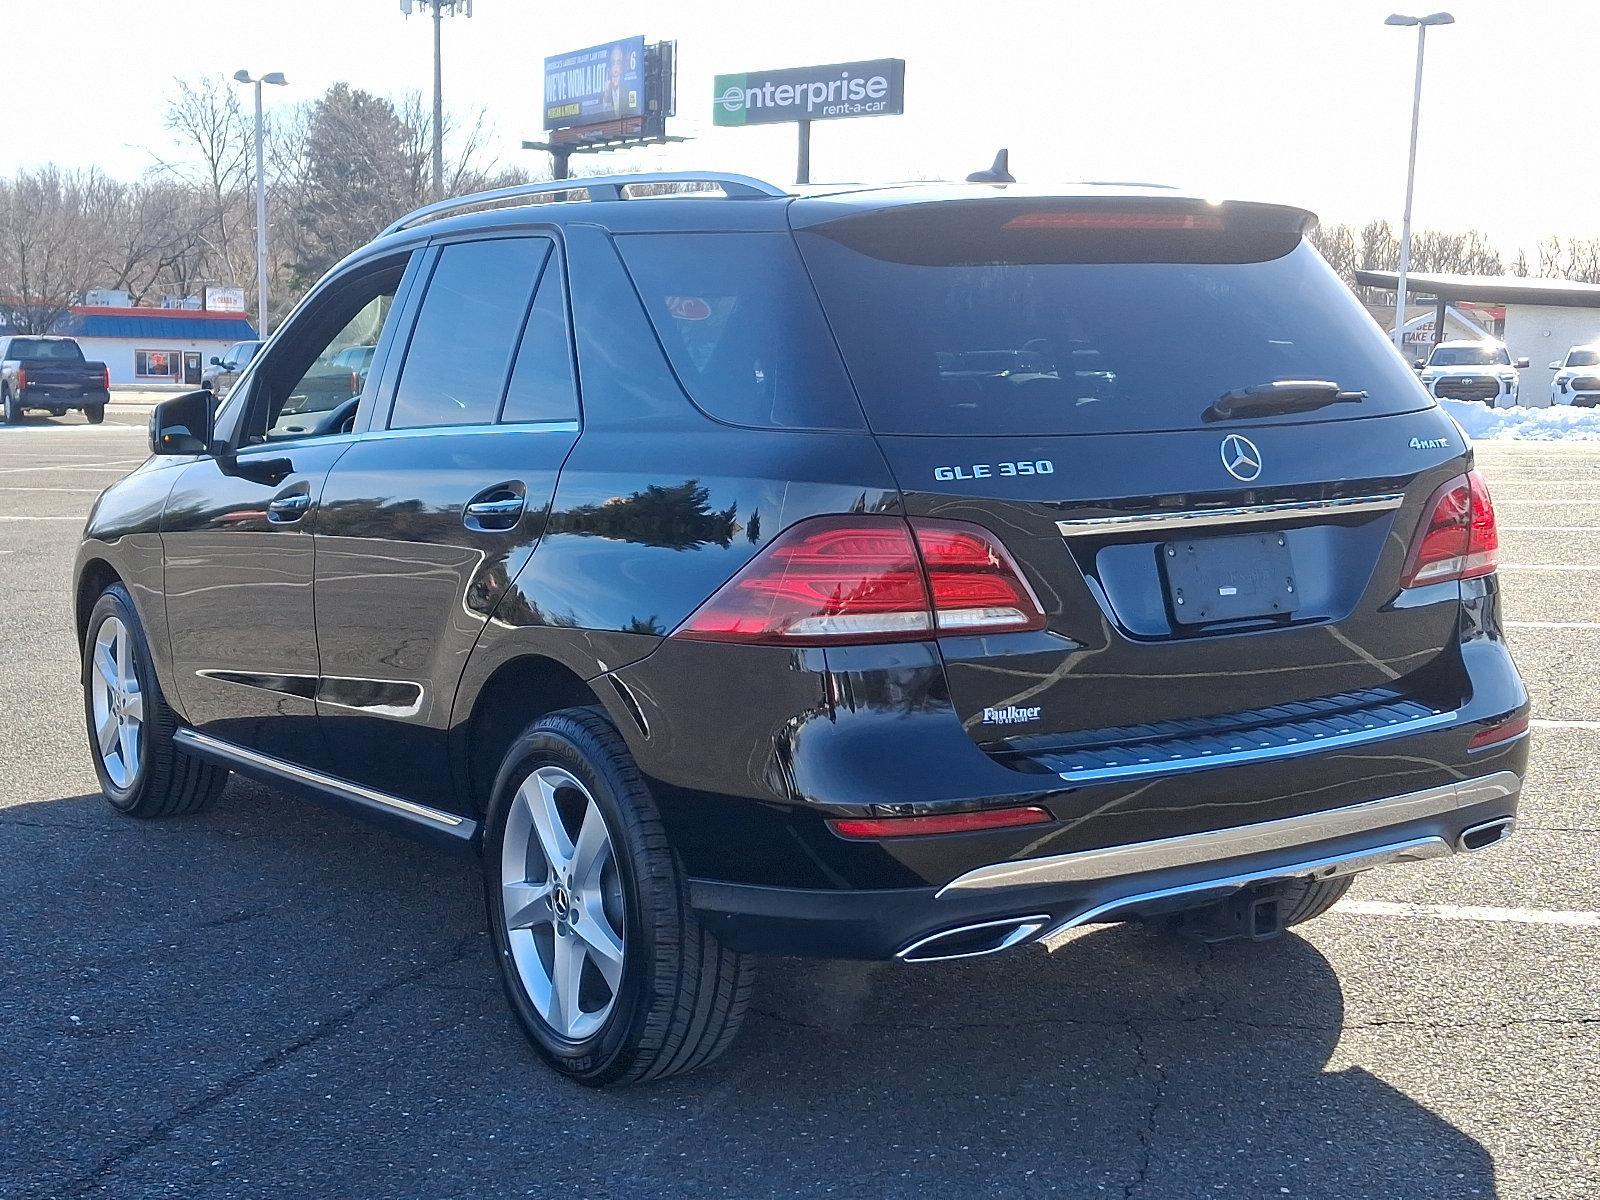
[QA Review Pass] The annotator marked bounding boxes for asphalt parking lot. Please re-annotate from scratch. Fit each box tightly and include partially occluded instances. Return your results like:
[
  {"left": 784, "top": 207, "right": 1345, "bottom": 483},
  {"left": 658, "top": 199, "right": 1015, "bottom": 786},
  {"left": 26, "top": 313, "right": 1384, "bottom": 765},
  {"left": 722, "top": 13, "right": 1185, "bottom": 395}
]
[{"left": 1, "top": 410, "right": 1596, "bottom": 1200}]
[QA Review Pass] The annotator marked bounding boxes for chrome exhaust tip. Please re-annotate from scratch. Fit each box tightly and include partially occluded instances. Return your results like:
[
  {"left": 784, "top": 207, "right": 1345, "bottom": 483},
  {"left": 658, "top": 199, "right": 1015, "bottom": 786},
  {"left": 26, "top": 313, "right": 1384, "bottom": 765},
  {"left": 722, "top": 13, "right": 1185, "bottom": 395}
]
[
  {"left": 896, "top": 914, "right": 1051, "bottom": 964},
  {"left": 1456, "top": 816, "right": 1516, "bottom": 853}
]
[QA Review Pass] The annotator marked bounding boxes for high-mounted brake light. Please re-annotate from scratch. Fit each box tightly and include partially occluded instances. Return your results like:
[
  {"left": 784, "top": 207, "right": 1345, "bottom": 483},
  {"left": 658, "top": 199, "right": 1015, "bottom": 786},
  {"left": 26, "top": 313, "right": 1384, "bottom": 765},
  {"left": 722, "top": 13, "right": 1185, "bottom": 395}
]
[
  {"left": 672, "top": 515, "right": 1046, "bottom": 646},
  {"left": 1003, "top": 211, "right": 1225, "bottom": 232},
  {"left": 1400, "top": 470, "right": 1499, "bottom": 588},
  {"left": 827, "top": 805, "right": 1052, "bottom": 840}
]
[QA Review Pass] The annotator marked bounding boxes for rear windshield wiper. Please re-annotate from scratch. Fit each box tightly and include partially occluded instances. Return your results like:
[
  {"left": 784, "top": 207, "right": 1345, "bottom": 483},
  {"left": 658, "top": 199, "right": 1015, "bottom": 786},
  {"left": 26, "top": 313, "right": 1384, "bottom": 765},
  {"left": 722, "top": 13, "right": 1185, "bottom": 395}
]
[{"left": 1203, "top": 380, "right": 1368, "bottom": 423}]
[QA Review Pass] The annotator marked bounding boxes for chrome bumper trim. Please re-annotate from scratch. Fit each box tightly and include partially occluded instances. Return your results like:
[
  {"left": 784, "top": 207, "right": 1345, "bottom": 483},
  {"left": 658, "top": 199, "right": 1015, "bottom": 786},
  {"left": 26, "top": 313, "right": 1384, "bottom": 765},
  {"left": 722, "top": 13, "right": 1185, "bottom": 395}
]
[
  {"left": 1040, "top": 835, "right": 1454, "bottom": 937},
  {"left": 1054, "top": 493, "right": 1405, "bottom": 539},
  {"left": 938, "top": 770, "right": 1521, "bottom": 895},
  {"left": 174, "top": 727, "right": 467, "bottom": 831}
]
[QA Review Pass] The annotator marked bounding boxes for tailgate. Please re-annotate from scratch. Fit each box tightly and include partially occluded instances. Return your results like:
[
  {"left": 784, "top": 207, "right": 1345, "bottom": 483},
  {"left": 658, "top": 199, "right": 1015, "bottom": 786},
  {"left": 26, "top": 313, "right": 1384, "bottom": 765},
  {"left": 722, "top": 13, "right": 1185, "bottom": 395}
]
[{"left": 878, "top": 410, "right": 1469, "bottom": 746}]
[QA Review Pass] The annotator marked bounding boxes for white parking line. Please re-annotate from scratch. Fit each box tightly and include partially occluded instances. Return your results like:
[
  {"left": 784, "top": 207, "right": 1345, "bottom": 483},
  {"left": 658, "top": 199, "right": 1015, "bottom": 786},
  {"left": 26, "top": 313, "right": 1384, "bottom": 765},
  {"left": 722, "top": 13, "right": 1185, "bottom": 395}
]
[
  {"left": 0, "top": 515, "right": 82, "bottom": 522},
  {"left": 1339, "top": 900, "right": 1600, "bottom": 928},
  {"left": 1499, "top": 527, "right": 1597, "bottom": 533},
  {"left": 1531, "top": 718, "right": 1600, "bottom": 731},
  {"left": 1505, "top": 621, "right": 1600, "bottom": 629},
  {"left": 1498, "top": 563, "right": 1600, "bottom": 572},
  {"left": 0, "top": 486, "right": 101, "bottom": 494}
]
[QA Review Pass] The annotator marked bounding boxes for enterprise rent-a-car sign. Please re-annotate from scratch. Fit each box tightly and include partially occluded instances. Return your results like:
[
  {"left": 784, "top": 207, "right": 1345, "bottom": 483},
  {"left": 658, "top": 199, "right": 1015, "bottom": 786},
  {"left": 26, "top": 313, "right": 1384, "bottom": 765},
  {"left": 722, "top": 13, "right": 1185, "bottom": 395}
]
[
  {"left": 713, "top": 59, "right": 905, "bottom": 126},
  {"left": 544, "top": 36, "right": 645, "bottom": 130}
]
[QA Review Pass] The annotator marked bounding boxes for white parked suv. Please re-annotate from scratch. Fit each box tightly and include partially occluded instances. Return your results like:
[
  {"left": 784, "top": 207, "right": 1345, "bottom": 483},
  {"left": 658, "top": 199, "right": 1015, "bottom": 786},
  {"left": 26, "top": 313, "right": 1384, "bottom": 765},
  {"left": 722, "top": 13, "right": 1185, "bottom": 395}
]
[
  {"left": 1415, "top": 340, "right": 1527, "bottom": 407},
  {"left": 1548, "top": 345, "right": 1600, "bottom": 407}
]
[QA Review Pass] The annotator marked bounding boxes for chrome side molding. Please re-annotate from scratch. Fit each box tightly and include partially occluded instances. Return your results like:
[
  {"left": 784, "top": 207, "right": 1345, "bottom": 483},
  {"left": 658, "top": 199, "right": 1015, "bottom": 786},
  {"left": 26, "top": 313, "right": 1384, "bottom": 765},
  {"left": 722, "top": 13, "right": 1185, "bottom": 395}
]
[
  {"left": 173, "top": 728, "right": 474, "bottom": 842},
  {"left": 1055, "top": 493, "right": 1405, "bottom": 539},
  {"left": 938, "top": 770, "right": 1521, "bottom": 896}
]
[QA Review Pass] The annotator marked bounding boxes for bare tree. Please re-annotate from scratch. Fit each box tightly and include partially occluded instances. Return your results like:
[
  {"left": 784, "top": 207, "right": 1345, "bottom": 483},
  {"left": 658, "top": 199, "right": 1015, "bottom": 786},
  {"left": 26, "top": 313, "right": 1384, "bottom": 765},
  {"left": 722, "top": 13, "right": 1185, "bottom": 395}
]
[
  {"left": 0, "top": 167, "right": 102, "bottom": 333},
  {"left": 156, "top": 75, "right": 254, "bottom": 291}
]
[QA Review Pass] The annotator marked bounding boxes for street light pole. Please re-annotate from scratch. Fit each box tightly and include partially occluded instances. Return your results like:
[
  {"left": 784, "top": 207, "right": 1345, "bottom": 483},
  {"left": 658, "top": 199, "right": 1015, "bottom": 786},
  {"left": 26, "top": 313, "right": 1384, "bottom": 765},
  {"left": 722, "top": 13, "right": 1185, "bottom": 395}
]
[
  {"left": 1385, "top": 12, "right": 1454, "bottom": 350},
  {"left": 233, "top": 70, "right": 287, "bottom": 336},
  {"left": 432, "top": 2, "right": 444, "bottom": 200}
]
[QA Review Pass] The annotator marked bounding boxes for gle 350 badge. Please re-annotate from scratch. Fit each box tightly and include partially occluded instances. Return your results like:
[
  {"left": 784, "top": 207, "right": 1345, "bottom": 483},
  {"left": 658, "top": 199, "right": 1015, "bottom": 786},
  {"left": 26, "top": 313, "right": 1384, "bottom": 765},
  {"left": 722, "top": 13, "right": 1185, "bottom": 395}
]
[{"left": 934, "top": 460, "right": 1056, "bottom": 481}]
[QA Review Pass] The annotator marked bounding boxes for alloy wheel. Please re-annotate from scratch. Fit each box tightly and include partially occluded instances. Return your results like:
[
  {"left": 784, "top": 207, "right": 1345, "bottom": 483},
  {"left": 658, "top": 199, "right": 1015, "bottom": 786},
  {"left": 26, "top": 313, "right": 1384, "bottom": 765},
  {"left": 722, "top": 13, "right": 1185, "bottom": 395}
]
[
  {"left": 500, "top": 765, "right": 627, "bottom": 1042},
  {"left": 90, "top": 616, "right": 144, "bottom": 789}
]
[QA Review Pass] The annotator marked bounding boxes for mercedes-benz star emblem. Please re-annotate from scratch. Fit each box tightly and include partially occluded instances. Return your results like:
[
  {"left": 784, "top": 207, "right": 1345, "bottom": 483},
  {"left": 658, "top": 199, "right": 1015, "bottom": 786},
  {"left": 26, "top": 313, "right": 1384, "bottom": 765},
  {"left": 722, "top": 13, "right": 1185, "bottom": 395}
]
[{"left": 1220, "top": 433, "right": 1262, "bottom": 482}]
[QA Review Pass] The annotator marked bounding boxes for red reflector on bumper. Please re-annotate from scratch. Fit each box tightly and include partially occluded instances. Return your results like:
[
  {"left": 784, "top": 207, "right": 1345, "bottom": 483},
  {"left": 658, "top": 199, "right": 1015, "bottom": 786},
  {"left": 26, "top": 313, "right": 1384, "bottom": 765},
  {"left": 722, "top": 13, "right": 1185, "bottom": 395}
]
[
  {"left": 828, "top": 806, "right": 1052, "bottom": 840},
  {"left": 1468, "top": 713, "right": 1529, "bottom": 750}
]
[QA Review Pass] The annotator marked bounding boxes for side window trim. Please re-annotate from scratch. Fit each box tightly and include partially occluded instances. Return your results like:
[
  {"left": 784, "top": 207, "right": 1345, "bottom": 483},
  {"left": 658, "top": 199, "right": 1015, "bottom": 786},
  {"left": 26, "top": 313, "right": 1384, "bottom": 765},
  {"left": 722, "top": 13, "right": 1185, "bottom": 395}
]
[
  {"left": 378, "top": 231, "right": 558, "bottom": 433},
  {"left": 493, "top": 246, "right": 555, "bottom": 424}
]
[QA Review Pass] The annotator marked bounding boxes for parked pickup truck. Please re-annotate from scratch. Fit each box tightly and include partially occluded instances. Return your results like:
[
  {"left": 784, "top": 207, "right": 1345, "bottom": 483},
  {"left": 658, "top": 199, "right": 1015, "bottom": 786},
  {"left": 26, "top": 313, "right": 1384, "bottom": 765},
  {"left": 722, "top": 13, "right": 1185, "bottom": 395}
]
[{"left": 1, "top": 336, "right": 111, "bottom": 424}]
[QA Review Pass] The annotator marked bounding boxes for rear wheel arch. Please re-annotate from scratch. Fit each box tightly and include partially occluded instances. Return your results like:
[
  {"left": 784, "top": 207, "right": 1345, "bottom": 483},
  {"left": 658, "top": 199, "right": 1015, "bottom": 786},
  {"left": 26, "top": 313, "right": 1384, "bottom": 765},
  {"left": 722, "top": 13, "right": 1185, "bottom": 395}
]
[{"left": 462, "top": 654, "right": 615, "bottom": 819}]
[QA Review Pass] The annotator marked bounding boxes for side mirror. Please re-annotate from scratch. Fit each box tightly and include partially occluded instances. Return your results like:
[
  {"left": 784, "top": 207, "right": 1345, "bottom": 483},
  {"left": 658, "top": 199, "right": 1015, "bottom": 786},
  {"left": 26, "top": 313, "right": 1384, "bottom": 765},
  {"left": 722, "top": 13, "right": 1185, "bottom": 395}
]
[
  {"left": 149, "top": 389, "right": 217, "bottom": 456},
  {"left": 209, "top": 355, "right": 222, "bottom": 366},
  {"left": 1549, "top": 361, "right": 1561, "bottom": 370},
  {"left": 1514, "top": 357, "right": 1530, "bottom": 369},
  {"left": 1412, "top": 359, "right": 1426, "bottom": 370}
]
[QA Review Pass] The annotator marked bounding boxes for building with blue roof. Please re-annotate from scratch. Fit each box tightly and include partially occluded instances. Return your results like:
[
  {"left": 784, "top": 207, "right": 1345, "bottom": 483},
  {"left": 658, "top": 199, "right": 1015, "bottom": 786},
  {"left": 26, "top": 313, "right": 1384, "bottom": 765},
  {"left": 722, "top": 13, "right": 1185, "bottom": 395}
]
[{"left": 34, "top": 305, "right": 260, "bottom": 388}]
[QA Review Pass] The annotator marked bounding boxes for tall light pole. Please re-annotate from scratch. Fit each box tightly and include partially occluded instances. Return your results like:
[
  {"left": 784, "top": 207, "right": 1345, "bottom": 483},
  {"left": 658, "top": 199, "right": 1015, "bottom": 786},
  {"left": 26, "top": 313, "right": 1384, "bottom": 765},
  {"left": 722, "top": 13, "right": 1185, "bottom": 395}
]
[
  {"left": 233, "top": 70, "right": 287, "bottom": 335},
  {"left": 1385, "top": 11, "right": 1454, "bottom": 350},
  {"left": 401, "top": 0, "right": 472, "bottom": 201}
]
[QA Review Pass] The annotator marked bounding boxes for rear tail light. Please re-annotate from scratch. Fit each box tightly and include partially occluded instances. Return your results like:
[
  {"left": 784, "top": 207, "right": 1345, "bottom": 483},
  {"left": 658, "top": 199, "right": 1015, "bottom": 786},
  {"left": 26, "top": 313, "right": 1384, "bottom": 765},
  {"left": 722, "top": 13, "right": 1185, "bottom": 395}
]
[
  {"left": 1467, "top": 712, "right": 1529, "bottom": 750},
  {"left": 15, "top": 367, "right": 26, "bottom": 391},
  {"left": 102, "top": 365, "right": 111, "bottom": 391},
  {"left": 672, "top": 515, "right": 1046, "bottom": 646},
  {"left": 828, "top": 805, "right": 1052, "bottom": 839},
  {"left": 1400, "top": 470, "right": 1499, "bottom": 588}
]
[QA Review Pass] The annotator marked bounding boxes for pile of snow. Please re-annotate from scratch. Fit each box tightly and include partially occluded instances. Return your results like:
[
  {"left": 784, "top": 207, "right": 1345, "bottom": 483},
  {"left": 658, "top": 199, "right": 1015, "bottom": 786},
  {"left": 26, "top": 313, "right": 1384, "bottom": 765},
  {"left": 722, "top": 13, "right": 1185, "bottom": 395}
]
[{"left": 1440, "top": 398, "right": 1600, "bottom": 443}]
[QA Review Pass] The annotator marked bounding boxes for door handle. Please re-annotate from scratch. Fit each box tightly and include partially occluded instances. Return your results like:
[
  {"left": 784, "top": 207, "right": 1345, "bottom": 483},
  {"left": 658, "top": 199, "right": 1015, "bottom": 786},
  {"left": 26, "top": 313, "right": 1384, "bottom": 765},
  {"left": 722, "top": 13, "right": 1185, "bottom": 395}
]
[
  {"left": 267, "top": 492, "right": 312, "bottom": 523},
  {"left": 464, "top": 488, "right": 526, "bottom": 531}
]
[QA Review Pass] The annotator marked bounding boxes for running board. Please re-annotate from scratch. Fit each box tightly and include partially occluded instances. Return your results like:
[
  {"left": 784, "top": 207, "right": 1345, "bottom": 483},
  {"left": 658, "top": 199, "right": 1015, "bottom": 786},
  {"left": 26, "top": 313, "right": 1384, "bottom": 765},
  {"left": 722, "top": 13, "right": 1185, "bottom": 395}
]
[{"left": 174, "top": 728, "right": 477, "bottom": 848}]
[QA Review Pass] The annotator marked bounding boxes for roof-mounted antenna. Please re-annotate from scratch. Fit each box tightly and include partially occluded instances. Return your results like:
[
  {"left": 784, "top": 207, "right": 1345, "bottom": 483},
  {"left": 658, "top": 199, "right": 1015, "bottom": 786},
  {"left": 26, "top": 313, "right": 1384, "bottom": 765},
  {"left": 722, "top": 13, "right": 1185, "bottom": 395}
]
[{"left": 967, "top": 149, "right": 1015, "bottom": 185}]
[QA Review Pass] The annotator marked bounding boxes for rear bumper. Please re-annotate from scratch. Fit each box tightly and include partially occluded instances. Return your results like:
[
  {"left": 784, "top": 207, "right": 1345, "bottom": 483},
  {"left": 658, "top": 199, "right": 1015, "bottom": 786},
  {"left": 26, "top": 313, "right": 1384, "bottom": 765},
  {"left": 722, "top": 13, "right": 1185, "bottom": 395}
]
[
  {"left": 689, "top": 768, "right": 1522, "bottom": 959},
  {"left": 19, "top": 387, "right": 109, "bottom": 409}
]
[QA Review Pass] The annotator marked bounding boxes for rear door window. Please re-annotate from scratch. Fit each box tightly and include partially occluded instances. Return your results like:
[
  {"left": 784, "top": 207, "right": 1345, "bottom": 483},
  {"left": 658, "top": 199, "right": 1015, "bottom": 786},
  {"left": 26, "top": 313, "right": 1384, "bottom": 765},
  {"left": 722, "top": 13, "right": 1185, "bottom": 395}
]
[
  {"left": 389, "top": 237, "right": 549, "bottom": 430},
  {"left": 616, "top": 233, "right": 865, "bottom": 431},
  {"left": 500, "top": 251, "right": 579, "bottom": 424},
  {"left": 795, "top": 203, "right": 1431, "bottom": 436}
]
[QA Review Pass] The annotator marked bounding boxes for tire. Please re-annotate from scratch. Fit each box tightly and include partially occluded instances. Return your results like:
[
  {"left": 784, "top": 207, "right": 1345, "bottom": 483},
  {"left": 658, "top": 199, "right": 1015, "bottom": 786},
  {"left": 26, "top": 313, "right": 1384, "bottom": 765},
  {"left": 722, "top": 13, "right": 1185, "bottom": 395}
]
[
  {"left": 1276, "top": 874, "right": 1356, "bottom": 927},
  {"left": 3, "top": 387, "right": 20, "bottom": 424},
  {"left": 82, "top": 584, "right": 229, "bottom": 817},
  {"left": 84, "top": 404, "right": 105, "bottom": 424},
  {"left": 484, "top": 706, "right": 755, "bottom": 1087}
]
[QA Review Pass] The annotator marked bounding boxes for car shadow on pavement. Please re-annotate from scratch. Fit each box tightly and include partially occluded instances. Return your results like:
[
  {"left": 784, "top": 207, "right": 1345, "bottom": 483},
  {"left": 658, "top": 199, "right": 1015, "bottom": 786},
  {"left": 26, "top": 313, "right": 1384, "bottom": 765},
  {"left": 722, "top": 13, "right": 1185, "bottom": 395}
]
[{"left": 1, "top": 783, "right": 1498, "bottom": 1200}]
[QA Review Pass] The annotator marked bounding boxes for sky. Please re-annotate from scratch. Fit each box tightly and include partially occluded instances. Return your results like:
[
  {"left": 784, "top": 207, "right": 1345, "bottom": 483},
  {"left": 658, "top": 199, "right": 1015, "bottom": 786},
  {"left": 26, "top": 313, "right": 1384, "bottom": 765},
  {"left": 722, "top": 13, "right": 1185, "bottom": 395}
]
[{"left": 5, "top": 0, "right": 1598, "bottom": 254}]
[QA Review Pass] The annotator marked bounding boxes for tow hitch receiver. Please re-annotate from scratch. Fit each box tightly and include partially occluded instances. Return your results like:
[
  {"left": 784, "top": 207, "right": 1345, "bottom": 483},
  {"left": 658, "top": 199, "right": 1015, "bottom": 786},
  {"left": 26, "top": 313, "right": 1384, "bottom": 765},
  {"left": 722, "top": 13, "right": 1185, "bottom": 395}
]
[{"left": 1163, "top": 884, "right": 1290, "bottom": 944}]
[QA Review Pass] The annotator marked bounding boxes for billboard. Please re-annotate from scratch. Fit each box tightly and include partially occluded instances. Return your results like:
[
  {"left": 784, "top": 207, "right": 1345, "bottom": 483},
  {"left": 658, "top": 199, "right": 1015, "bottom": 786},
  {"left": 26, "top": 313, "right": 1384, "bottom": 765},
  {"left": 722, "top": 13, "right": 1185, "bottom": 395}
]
[
  {"left": 713, "top": 59, "right": 904, "bottom": 127},
  {"left": 545, "top": 36, "right": 646, "bottom": 130}
]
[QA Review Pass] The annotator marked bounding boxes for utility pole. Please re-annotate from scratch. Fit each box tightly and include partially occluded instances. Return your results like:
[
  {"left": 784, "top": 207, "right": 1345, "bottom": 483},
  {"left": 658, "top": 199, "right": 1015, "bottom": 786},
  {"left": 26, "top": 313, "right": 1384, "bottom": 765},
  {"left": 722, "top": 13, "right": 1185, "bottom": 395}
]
[
  {"left": 232, "top": 70, "right": 287, "bottom": 334},
  {"left": 402, "top": 0, "right": 472, "bottom": 201},
  {"left": 1384, "top": 11, "right": 1454, "bottom": 349}
]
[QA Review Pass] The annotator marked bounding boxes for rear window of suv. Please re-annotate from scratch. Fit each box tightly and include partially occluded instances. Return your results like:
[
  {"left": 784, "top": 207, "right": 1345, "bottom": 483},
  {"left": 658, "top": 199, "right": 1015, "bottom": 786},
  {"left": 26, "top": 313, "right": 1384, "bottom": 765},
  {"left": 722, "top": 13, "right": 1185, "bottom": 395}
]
[{"left": 794, "top": 201, "right": 1431, "bottom": 436}]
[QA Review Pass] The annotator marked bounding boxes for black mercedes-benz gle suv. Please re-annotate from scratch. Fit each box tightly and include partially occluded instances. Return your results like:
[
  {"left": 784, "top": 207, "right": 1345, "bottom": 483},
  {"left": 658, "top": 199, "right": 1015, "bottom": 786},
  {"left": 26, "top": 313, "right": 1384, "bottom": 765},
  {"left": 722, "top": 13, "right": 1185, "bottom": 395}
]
[{"left": 74, "top": 173, "right": 1529, "bottom": 1085}]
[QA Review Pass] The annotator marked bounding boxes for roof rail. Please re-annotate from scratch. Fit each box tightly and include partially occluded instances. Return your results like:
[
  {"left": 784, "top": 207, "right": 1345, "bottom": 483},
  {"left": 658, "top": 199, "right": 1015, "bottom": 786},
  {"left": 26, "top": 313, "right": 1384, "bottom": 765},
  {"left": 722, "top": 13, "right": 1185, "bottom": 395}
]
[{"left": 379, "top": 172, "right": 789, "bottom": 238}]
